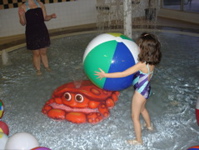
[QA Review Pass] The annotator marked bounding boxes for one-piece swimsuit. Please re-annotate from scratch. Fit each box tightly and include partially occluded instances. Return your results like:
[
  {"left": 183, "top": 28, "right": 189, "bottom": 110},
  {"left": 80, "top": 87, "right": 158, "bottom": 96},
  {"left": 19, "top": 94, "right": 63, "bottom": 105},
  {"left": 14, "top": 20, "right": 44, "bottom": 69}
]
[{"left": 132, "top": 63, "right": 153, "bottom": 99}]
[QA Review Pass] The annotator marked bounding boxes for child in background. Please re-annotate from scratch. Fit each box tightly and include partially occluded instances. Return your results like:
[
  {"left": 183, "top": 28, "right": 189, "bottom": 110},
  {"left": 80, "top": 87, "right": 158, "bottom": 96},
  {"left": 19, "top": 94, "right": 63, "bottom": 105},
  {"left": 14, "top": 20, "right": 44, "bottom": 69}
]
[{"left": 95, "top": 33, "right": 161, "bottom": 145}]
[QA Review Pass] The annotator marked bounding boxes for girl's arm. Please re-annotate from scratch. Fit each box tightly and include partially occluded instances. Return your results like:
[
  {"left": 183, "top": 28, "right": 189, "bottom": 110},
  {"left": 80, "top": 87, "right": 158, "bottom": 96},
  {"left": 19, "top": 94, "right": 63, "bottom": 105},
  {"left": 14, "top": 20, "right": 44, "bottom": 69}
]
[
  {"left": 39, "top": 2, "right": 56, "bottom": 21},
  {"left": 18, "top": 5, "right": 26, "bottom": 26},
  {"left": 95, "top": 62, "right": 143, "bottom": 79}
]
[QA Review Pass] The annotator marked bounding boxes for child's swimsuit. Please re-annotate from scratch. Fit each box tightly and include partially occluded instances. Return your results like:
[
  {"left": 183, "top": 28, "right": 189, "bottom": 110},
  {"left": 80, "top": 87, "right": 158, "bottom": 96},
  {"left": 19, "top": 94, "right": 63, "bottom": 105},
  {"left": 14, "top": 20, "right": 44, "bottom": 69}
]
[{"left": 132, "top": 63, "right": 153, "bottom": 99}]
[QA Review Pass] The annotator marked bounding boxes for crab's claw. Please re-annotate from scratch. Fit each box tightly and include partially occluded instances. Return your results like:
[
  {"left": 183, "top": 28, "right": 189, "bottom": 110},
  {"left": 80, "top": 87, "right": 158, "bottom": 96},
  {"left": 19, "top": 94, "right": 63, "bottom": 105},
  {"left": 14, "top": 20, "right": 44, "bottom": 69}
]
[{"left": 42, "top": 98, "right": 65, "bottom": 120}]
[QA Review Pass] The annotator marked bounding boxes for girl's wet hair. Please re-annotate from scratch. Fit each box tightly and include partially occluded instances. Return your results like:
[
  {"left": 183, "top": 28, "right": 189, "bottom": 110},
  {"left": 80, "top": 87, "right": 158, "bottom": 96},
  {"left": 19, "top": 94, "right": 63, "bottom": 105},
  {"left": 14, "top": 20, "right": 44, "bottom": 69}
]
[{"left": 137, "top": 32, "right": 161, "bottom": 65}]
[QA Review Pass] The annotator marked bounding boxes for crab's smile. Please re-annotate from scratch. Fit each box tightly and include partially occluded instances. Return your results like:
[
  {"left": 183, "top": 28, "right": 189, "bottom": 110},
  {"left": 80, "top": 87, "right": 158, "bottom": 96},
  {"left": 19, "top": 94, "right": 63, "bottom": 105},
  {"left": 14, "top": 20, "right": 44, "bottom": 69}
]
[{"left": 50, "top": 103, "right": 98, "bottom": 113}]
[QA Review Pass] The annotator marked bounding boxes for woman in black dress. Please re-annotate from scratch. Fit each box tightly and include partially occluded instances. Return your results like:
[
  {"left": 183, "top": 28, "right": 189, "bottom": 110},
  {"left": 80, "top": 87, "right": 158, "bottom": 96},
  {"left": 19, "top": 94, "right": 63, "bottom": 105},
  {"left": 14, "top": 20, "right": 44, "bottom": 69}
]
[{"left": 18, "top": 0, "right": 56, "bottom": 75}]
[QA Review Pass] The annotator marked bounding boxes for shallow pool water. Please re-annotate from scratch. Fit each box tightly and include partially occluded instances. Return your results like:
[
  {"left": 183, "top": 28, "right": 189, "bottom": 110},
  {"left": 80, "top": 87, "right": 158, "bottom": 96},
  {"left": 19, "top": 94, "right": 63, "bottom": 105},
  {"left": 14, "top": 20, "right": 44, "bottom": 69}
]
[{"left": 0, "top": 31, "right": 199, "bottom": 150}]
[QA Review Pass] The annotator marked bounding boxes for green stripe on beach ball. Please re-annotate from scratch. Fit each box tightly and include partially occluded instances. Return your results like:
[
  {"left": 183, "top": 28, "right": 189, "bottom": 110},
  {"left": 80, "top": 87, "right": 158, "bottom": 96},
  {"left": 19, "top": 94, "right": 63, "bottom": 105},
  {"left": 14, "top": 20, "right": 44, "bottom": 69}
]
[{"left": 83, "top": 40, "right": 117, "bottom": 88}]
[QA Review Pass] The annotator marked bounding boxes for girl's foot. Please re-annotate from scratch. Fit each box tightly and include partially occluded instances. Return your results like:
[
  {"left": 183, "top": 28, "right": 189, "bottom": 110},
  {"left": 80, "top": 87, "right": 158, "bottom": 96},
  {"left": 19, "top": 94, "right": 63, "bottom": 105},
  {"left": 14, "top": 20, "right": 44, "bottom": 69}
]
[
  {"left": 127, "top": 139, "right": 142, "bottom": 145},
  {"left": 142, "top": 122, "right": 154, "bottom": 131},
  {"left": 36, "top": 70, "right": 42, "bottom": 76},
  {"left": 147, "top": 124, "right": 153, "bottom": 131},
  {"left": 146, "top": 123, "right": 153, "bottom": 131}
]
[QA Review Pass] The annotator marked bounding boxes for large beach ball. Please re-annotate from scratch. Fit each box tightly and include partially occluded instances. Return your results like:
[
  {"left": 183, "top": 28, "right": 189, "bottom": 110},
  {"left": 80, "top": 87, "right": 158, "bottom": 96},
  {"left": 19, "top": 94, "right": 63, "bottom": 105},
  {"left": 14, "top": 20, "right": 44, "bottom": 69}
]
[
  {"left": 0, "top": 132, "right": 8, "bottom": 150},
  {"left": 5, "top": 132, "right": 39, "bottom": 150},
  {"left": 83, "top": 33, "right": 139, "bottom": 91}
]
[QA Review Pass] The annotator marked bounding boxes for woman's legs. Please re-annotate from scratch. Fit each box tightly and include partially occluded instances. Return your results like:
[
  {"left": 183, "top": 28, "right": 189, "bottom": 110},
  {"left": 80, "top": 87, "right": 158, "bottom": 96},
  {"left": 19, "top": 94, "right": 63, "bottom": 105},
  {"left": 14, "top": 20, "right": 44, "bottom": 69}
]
[
  {"left": 39, "top": 47, "right": 49, "bottom": 69},
  {"left": 32, "top": 48, "right": 50, "bottom": 75},
  {"left": 32, "top": 50, "right": 41, "bottom": 71}
]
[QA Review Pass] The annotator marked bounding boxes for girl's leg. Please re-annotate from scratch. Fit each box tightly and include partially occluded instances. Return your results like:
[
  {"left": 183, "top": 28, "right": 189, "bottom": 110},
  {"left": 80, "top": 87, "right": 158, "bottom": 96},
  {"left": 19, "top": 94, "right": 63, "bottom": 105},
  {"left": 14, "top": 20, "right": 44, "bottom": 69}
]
[
  {"left": 39, "top": 47, "right": 50, "bottom": 70},
  {"left": 141, "top": 102, "right": 153, "bottom": 130},
  {"left": 128, "top": 91, "right": 146, "bottom": 144},
  {"left": 32, "top": 50, "right": 42, "bottom": 75}
]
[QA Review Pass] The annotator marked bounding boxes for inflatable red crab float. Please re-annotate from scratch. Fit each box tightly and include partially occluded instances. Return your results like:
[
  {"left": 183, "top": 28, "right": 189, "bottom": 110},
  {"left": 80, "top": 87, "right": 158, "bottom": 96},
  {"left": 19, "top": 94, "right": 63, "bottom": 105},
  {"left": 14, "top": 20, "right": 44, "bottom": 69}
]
[{"left": 42, "top": 80, "right": 120, "bottom": 124}]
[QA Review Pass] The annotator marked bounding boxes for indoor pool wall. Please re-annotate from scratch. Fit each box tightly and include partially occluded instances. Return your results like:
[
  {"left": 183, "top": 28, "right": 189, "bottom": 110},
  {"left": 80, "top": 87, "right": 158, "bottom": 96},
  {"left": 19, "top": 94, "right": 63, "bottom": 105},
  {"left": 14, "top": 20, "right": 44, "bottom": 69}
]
[{"left": 0, "top": 30, "right": 199, "bottom": 150}]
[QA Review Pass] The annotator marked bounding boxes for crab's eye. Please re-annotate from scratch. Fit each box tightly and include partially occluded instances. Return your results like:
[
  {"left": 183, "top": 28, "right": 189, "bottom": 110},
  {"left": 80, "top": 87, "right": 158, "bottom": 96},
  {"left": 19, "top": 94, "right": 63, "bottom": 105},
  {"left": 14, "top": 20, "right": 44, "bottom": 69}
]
[
  {"left": 75, "top": 94, "right": 84, "bottom": 103},
  {"left": 64, "top": 92, "right": 71, "bottom": 101}
]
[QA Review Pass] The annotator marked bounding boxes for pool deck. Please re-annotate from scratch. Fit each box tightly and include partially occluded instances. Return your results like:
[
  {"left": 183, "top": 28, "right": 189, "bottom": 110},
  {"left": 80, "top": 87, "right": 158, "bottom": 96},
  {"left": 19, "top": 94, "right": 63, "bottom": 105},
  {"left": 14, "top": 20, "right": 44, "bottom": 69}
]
[{"left": 0, "top": 17, "right": 199, "bottom": 53}]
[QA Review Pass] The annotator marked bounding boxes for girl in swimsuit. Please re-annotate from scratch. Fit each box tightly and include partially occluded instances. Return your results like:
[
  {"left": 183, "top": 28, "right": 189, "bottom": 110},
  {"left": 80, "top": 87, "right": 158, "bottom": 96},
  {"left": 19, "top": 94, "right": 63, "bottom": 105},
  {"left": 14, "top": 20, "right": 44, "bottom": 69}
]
[
  {"left": 18, "top": 0, "right": 56, "bottom": 75},
  {"left": 95, "top": 33, "right": 161, "bottom": 145}
]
